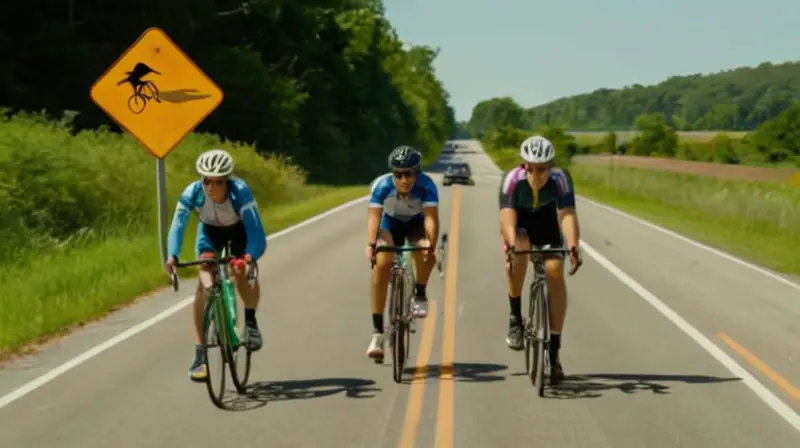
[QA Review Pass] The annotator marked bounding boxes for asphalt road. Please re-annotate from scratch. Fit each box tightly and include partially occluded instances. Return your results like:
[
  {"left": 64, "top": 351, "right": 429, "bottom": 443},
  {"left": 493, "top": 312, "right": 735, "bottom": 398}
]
[{"left": 1, "top": 140, "right": 800, "bottom": 447}]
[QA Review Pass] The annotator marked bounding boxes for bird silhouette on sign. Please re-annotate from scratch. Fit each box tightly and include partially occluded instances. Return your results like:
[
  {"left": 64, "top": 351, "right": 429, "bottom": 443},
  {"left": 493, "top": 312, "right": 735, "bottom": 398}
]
[{"left": 117, "top": 62, "right": 162, "bottom": 114}]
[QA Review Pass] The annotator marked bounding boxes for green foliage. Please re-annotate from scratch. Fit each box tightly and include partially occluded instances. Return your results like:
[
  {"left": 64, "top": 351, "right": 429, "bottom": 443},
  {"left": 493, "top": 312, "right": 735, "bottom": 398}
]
[
  {"left": 468, "top": 61, "right": 800, "bottom": 168},
  {"left": 570, "top": 164, "right": 800, "bottom": 274},
  {"left": 0, "top": 110, "right": 369, "bottom": 354},
  {"left": 467, "top": 97, "right": 525, "bottom": 138},
  {"left": 520, "top": 60, "right": 800, "bottom": 130},
  {"left": 0, "top": 0, "right": 455, "bottom": 184},
  {"left": 0, "top": 110, "right": 306, "bottom": 259}
]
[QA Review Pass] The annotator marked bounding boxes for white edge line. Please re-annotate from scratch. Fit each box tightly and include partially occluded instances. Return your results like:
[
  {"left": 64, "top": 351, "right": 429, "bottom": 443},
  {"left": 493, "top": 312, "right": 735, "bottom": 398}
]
[
  {"left": 575, "top": 195, "right": 800, "bottom": 292},
  {"left": 0, "top": 194, "right": 370, "bottom": 410},
  {"left": 477, "top": 145, "right": 800, "bottom": 430},
  {"left": 580, "top": 240, "right": 800, "bottom": 432}
]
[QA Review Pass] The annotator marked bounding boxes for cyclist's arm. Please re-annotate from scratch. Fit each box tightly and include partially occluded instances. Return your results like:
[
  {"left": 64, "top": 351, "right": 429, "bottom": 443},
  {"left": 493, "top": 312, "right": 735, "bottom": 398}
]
[
  {"left": 554, "top": 169, "right": 580, "bottom": 250},
  {"left": 367, "top": 175, "right": 389, "bottom": 245},
  {"left": 234, "top": 184, "right": 267, "bottom": 260},
  {"left": 166, "top": 182, "right": 199, "bottom": 260},
  {"left": 422, "top": 178, "right": 439, "bottom": 248},
  {"left": 367, "top": 207, "right": 381, "bottom": 245},
  {"left": 498, "top": 171, "right": 518, "bottom": 247}
]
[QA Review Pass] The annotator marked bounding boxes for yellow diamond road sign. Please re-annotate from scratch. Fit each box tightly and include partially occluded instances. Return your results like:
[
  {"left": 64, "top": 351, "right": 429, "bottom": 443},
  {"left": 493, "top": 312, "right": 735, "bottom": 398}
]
[{"left": 90, "top": 27, "right": 223, "bottom": 159}]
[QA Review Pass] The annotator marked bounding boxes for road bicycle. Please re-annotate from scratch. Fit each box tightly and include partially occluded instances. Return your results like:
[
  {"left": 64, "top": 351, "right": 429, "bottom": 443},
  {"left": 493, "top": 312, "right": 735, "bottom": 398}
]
[
  {"left": 507, "top": 245, "right": 568, "bottom": 397},
  {"left": 372, "top": 233, "right": 448, "bottom": 383},
  {"left": 169, "top": 244, "right": 258, "bottom": 408},
  {"left": 127, "top": 80, "right": 160, "bottom": 114}
]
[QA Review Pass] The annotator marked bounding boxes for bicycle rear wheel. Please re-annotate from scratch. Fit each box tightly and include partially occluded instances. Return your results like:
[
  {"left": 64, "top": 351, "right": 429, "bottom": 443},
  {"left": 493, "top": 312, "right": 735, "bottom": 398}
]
[
  {"left": 389, "top": 270, "right": 407, "bottom": 383},
  {"left": 203, "top": 295, "right": 229, "bottom": 408}
]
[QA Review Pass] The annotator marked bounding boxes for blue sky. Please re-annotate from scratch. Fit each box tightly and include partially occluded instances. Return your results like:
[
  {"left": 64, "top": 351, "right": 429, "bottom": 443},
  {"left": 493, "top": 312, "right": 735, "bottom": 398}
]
[{"left": 383, "top": 0, "right": 799, "bottom": 121}]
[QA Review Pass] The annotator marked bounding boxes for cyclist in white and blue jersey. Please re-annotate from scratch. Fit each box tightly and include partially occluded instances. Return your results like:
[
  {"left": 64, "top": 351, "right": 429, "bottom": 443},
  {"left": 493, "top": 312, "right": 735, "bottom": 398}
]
[
  {"left": 364, "top": 145, "right": 440, "bottom": 361},
  {"left": 165, "top": 149, "right": 267, "bottom": 382}
]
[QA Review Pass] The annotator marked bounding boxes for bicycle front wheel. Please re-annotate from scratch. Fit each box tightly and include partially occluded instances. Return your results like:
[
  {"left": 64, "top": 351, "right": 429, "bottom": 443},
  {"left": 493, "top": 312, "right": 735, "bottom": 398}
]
[
  {"left": 527, "top": 279, "right": 546, "bottom": 391},
  {"left": 203, "top": 296, "right": 229, "bottom": 408},
  {"left": 227, "top": 293, "right": 251, "bottom": 394},
  {"left": 390, "top": 270, "right": 407, "bottom": 383}
]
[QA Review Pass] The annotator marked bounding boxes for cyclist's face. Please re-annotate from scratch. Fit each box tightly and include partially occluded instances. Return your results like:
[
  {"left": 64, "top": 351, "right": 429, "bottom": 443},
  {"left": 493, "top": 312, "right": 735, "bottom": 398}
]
[
  {"left": 203, "top": 176, "right": 228, "bottom": 202},
  {"left": 392, "top": 169, "right": 416, "bottom": 193},
  {"left": 525, "top": 163, "right": 550, "bottom": 189}
]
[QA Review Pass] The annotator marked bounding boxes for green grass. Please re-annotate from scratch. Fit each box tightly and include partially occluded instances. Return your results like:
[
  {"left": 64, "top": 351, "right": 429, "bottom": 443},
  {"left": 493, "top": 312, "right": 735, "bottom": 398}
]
[
  {"left": 570, "top": 164, "right": 799, "bottom": 275},
  {"left": 484, "top": 148, "right": 800, "bottom": 277},
  {"left": 0, "top": 110, "right": 368, "bottom": 357}
]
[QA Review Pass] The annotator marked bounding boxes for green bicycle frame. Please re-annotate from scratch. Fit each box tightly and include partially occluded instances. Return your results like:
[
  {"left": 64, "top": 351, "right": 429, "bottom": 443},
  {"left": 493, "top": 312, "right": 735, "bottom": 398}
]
[
  {"left": 207, "top": 246, "right": 241, "bottom": 349},
  {"left": 396, "top": 240, "right": 416, "bottom": 287}
]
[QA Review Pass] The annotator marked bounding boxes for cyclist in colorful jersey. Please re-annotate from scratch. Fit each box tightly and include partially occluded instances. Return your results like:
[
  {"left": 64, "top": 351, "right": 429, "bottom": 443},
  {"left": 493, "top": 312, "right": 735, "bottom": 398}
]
[
  {"left": 365, "top": 145, "right": 440, "bottom": 361},
  {"left": 165, "top": 149, "right": 267, "bottom": 382},
  {"left": 499, "top": 135, "right": 583, "bottom": 384}
]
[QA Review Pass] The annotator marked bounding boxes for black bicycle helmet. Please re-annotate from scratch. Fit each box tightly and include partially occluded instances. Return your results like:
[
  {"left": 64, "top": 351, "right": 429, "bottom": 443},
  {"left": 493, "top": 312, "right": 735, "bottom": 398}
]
[{"left": 388, "top": 145, "right": 422, "bottom": 171}]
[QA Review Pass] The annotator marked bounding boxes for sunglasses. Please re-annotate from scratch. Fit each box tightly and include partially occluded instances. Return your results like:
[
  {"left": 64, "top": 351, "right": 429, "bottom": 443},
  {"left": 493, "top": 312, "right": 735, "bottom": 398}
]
[
  {"left": 525, "top": 164, "right": 550, "bottom": 174},
  {"left": 393, "top": 170, "right": 415, "bottom": 179},
  {"left": 203, "top": 177, "right": 226, "bottom": 187}
]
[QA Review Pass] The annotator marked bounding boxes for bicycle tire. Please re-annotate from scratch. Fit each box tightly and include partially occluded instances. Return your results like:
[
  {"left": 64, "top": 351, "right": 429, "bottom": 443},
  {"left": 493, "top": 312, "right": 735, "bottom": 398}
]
[
  {"left": 226, "top": 284, "right": 250, "bottom": 394},
  {"left": 127, "top": 94, "right": 146, "bottom": 114},
  {"left": 526, "top": 278, "right": 543, "bottom": 385},
  {"left": 536, "top": 281, "right": 551, "bottom": 397},
  {"left": 230, "top": 298, "right": 252, "bottom": 393},
  {"left": 390, "top": 269, "right": 406, "bottom": 383},
  {"left": 401, "top": 246, "right": 414, "bottom": 363},
  {"left": 203, "top": 294, "right": 229, "bottom": 409}
]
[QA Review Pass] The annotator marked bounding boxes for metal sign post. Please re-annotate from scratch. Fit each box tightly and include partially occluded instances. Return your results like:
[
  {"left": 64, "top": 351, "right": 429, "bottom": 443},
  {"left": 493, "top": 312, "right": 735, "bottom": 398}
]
[{"left": 156, "top": 158, "right": 169, "bottom": 266}]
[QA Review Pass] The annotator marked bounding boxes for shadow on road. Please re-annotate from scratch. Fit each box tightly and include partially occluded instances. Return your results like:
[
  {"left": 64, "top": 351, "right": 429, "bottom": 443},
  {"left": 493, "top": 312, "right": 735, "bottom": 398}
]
[
  {"left": 544, "top": 372, "right": 741, "bottom": 400},
  {"left": 402, "top": 362, "right": 508, "bottom": 383},
  {"left": 218, "top": 377, "right": 381, "bottom": 411}
]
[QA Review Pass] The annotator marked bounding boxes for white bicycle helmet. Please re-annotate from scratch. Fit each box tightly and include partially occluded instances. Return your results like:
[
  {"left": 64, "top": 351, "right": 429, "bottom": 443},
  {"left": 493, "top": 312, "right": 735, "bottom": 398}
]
[
  {"left": 196, "top": 149, "right": 234, "bottom": 177},
  {"left": 519, "top": 135, "right": 555, "bottom": 163}
]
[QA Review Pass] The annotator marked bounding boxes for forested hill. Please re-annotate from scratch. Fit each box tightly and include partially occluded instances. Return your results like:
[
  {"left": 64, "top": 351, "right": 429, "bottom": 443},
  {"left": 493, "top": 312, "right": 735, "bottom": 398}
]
[
  {"left": 0, "top": 0, "right": 455, "bottom": 184},
  {"left": 522, "top": 60, "right": 800, "bottom": 131}
]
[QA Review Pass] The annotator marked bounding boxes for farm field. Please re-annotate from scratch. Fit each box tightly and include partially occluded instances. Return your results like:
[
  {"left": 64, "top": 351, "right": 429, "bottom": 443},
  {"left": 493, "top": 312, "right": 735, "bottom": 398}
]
[{"left": 571, "top": 154, "right": 798, "bottom": 184}]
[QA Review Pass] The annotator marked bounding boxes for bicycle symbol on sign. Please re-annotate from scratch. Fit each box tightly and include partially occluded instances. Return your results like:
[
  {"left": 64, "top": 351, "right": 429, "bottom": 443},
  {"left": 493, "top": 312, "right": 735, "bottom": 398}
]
[{"left": 117, "top": 62, "right": 162, "bottom": 114}]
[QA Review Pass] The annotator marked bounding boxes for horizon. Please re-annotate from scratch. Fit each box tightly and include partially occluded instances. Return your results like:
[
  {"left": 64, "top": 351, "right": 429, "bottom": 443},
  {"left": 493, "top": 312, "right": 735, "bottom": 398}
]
[{"left": 383, "top": 0, "right": 800, "bottom": 121}]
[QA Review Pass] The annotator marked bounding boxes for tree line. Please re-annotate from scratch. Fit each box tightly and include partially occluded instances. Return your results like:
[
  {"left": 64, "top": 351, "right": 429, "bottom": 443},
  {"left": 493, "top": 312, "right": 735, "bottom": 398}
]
[
  {"left": 466, "top": 61, "right": 800, "bottom": 167},
  {"left": 0, "top": 0, "right": 455, "bottom": 184},
  {"left": 468, "top": 60, "right": 800, "bottom": 135}
]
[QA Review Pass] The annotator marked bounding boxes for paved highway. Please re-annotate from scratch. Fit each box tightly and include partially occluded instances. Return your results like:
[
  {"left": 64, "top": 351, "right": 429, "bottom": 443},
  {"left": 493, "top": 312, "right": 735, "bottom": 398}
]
[{"left": 1, "top": 140, "right": 800, "bottom": 447}]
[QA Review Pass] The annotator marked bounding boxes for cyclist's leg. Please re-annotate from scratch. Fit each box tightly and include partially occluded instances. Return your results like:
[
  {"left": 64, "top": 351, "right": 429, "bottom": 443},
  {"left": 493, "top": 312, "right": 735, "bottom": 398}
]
[
  {"left": 189, "top": 223, "right": 219, "bottom": 381},
  {"left": 529, "top": 203, "right": 568, "bottom": 382},
  {"left": 227, "top": 221, "right": 263, "bottom": 351},
  {"left": 503, "top": 219, "right": 531, "bottom": 351},
  {"left": 367, "top": 214, "right": 402, "bottom": 359},
  {"left": 407, "top": 215, "right": 433, "bottom": 318}
]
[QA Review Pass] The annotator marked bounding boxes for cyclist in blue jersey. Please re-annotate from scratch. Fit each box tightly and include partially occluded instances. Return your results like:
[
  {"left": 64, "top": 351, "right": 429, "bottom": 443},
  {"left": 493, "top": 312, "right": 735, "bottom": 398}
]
[
  {"left": 499, "top": 135, "right": 583, "bottom": 385},
  {"left": 365, "top": 145, "right": 440, "bottom": 361},
  {"left": 164, "top": 149, "right": 267, "bottom": 382}
]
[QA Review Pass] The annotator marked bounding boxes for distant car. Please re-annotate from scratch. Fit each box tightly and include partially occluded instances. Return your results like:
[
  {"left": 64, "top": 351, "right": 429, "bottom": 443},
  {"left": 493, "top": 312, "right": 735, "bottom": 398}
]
[{"left": 443, "top": 162, "right": 475, "bottom": 186}]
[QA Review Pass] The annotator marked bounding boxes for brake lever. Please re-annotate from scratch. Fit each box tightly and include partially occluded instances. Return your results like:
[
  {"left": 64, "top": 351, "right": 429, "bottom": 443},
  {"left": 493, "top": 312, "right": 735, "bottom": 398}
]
[
  {"left": 246, "top": 263, "right": 258, "bottom": 287},
  {"left": 170, "top": 271, "right": 180, "bottom": 292}
]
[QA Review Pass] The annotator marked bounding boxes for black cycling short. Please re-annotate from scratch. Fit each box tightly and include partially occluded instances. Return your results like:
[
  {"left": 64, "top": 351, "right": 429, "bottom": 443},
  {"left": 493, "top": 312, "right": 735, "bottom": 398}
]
[
  {"left": 198, "top": 220, "right": 247, "bottom": 257},
  {"left": 379, "top": 214, "right": 425, "bottom": 246},
  {"left": 514, "top": 201, "right": 563, "bottom": 248}
]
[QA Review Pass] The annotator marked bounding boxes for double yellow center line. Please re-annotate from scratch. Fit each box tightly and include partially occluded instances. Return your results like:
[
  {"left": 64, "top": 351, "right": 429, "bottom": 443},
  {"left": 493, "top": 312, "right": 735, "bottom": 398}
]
[{"left": 398, "top": 187, "right": 461, "bottom": 448}]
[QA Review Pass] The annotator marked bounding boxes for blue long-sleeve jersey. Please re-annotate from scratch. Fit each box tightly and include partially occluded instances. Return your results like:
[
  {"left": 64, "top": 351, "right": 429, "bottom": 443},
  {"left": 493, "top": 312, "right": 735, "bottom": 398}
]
[{"left": 166, "top": 176, "right": 267, "bottom": 260}]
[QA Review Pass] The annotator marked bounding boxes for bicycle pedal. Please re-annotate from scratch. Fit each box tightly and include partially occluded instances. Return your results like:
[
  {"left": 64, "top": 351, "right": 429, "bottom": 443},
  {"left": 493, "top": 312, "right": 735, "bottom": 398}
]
[{"left": 409, "top": 328, "right": 417, "bottom": 334}]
